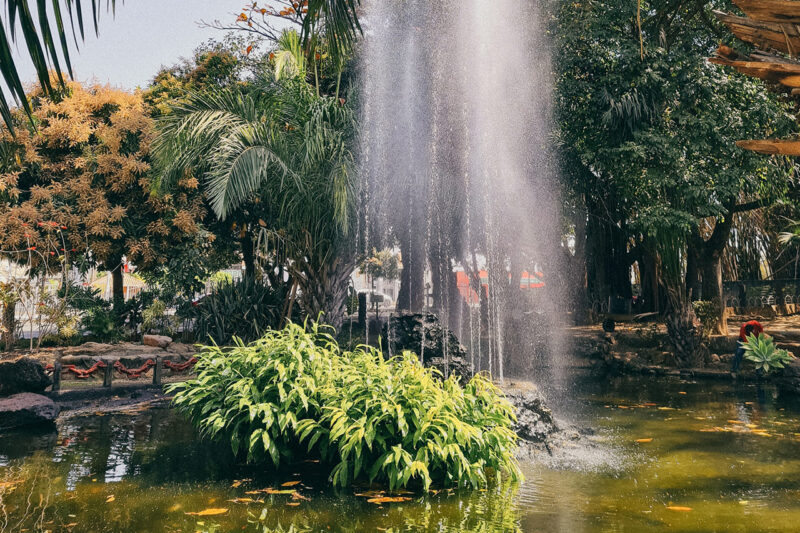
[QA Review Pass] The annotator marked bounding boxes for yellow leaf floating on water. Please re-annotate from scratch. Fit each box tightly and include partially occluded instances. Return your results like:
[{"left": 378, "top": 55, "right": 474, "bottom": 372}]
[
  {"left": 367, "top": 497, "right": 412, "bottom": 504},
  {"left": 635, "top": 438, "right": 653, "bottom": 443},
  {"left": 185, "top": 508, "right": 229, "bottom": 516},
  {"left": 355, "top": 491, "right": 386, "bottom": 498},
  {"left": 678, "top": 391, "right": 687, "bottom": 395},
  {"left": 658, "top": 407, "right": 675, "bottom": 411},
  {"left": 227, "top": 497, "right": 260, "bottom": 504},
  {"left": 286, "top": 502, "right": 301, "bottom": 507},
  {"left": 281, "top": 481, "right": 301, "bottom": 487},
  {"left": 105, "top": 495, "right": 115, "bottom": 503},
  {"left": 231, "top": 478, "right": 251, "bottom": 488},
  {"left": 263, "top": 488, "right": 296, "bottom": 495},
  {"left": 666, "top": 506, "right": 692, "bottom": 512}
]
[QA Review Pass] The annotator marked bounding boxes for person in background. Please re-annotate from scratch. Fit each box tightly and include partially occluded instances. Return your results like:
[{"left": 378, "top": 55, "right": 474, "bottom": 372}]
[{"left": 732, "top": 320, "right": 764, "bottom": 375}]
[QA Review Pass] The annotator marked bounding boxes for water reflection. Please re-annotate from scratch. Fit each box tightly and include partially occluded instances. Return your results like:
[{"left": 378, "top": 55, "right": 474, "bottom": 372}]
[{"left": 1, "top": 376, "right": 800, "bottom": 532}]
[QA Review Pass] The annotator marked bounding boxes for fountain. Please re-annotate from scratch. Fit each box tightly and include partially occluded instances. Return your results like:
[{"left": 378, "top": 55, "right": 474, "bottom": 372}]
[{"left": 359, "top": 0, "right": 566, "bottom": 383}]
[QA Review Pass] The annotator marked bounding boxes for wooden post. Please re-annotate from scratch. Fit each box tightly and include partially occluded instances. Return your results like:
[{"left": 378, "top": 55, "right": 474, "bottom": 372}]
[
  {"left": 103, "top": 359, "right": 113, "bottom": 387},
  {"left": 52, "top": 362, "right": 61, "bottom": 393},
  {"left": 153, "top": 356, "right": 162, "bottom": 386}
]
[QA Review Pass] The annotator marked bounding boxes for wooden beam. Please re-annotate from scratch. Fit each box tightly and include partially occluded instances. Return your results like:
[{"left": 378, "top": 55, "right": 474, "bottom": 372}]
[
  {"left": 709, "top": 55, "right": 800, "bottom": 87},
  {"left": 714, "top": 10, "right": 800, "bottom": 56},
  {"left": 736, "top": 139, "right": 800, "bottom": 155},
  {"left": 734, "top": 0, "right": 800, "bottom": 24}
]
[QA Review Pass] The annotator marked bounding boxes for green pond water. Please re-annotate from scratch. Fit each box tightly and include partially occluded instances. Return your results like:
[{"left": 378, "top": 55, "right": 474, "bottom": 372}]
[{"left": 2, "top": 374, "right": 800, "bottom": 532}]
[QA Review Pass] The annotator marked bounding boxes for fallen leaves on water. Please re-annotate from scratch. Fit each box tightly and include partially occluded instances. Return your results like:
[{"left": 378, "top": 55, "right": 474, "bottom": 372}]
[
  {"left": 264, "top": 488, "right": 296, "bottom": 495},
  {"left": 185, "top": 508, "right": 229, "bottom": 516},
  {"left": 231, "top": 478, "right": 252, "bottom": 488},
  {"left": 666, "top": 506, "right": 692, "bottom": 512},
  {"left": 678, "top": 391, "right": 687, "bottom": 395},
  {"left": 292, "top": 492, "right": 310, "bottom": 501},
  {"left": 658, "top": 407, "right": 675, "bottom": 411},
  {"left": 367, "top": 496, "right": 412, "bottom": 504},
  {"left": 286, "top": 502, "right": 301, "bottom": 507},
  {"left": 635, "top": 438, "right": 653, "bottom": 443},
  {"left": 354, "top": 490, "right": 386, "bottom": 498},
  {"left": 229, "top": 495, "right": 254, "bottom": 505},
  {"left": 105, "top": 495, "right": 115, "bottom": 503},
  {"left": 281, "top": 481, "right": 301, "bottom": 487}
]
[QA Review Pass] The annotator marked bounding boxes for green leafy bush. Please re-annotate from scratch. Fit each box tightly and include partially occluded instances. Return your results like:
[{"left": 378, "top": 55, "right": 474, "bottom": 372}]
[
  {"left": 182, "top": 277, "right": 292, "bottom": 344},
  {"left": 168, "top": 322, "right": 520, "bottom": 490},
  {"left": 743, "top": 334, "right": 796, "bottom": 374}
]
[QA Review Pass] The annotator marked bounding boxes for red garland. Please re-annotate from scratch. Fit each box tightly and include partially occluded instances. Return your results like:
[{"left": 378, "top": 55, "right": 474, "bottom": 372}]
[
  {"left": 47, "top": 356, "right": 199, "bottom": 381},
  {"left": 164, "top": 357, "right": 198, "bottom": 372},
  {"left": 114, "top": 359, "right": 156, "bottom": 379}
]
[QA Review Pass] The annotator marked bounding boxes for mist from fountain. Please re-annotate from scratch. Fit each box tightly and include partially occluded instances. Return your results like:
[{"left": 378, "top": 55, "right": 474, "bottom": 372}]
[{"left": 359, "top": 0, "right": 566, "bottom": 385}]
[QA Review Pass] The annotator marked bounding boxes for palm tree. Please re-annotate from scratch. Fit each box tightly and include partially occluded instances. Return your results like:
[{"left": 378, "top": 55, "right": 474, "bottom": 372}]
[
  {"left": 153, "top": 80, "right": 359, "bottom": 329},
  {"left": 0, "top": 0, "right": 361, "bottom": 131}
]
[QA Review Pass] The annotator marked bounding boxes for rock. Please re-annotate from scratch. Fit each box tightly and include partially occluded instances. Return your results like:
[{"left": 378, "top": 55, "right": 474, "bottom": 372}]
[
  {"left": 0, "top": 357, "right": 51, "bottom": 396},
  {"left": 165, "top": 342, "right": 195, "bottom": 355},
  {"left": 0, "top": 393, "right": 59, "bottom": 429},
  {"left": 142, "top": 335, "right": 172, "bottom": 349},
  {"left": 503, "top": 386, "right": 557, "bottom": 442},
  {"left": 383, "top": 313, "right": 473, "bottom": 382},
  {"left": 61, "top": 342, "right": 116, "bottom": 359}
]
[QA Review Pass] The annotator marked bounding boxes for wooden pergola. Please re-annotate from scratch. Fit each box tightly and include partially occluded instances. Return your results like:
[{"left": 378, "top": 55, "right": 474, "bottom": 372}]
[{"left": 711, "top": 0, "right": 800, "bottom": 155}]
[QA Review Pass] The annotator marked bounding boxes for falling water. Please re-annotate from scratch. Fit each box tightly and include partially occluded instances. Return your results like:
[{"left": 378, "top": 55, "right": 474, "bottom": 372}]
[{"left": 360, "top": 0, "right": 564, "bottom": 381}]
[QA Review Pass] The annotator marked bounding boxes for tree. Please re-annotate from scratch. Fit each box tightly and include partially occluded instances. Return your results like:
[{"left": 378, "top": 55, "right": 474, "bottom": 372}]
[
  {"left": 153, "top": 80, "right": 359, "bottom": 329},
  {"left": 0, "top": 79, "right": 205, "bottom": 311},
  {"left": 0, "top": 1, "right": 362, "bottom": 131},
  {"left": 555, "top": 0, "right": 796, "bottom": 344}
]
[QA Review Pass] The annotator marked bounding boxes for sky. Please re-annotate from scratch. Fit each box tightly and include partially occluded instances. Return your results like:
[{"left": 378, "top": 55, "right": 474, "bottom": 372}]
[{"left": 12, "top": 1, "right": 250, "bottom": 91}]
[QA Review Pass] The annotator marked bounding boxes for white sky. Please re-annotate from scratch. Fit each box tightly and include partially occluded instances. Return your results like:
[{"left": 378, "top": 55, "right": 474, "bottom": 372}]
[{"left": 11, "top": 1, "right": 251, "bottom": 91}]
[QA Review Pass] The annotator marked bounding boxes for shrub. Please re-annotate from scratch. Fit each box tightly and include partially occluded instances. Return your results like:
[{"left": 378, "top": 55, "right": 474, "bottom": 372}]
[
  {"left": 168, "top": 322, "right": 520, "bottom": 490},
  {"left": 182, "top": 277, "right": 291, "bottom": 344},
  {"left": 743, "top": 333, "right": 796, "bottom": 374}
]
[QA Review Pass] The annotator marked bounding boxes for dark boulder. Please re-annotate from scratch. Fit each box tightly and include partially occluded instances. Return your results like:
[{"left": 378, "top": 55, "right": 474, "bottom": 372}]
[
  {"left": 384, "top": 313, "right": 473, "bottom": 382},
  {"left": 0, "top": 393, "right": 59, "bottom": 429},
  {"left": 503, "top": 385, "right": 557, "bottom": 442},
  {"left": 0, "top": 357, "right": 51, "bottom": 396}
]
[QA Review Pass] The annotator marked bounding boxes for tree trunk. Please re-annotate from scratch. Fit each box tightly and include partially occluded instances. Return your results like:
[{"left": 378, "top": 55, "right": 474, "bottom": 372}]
[
  {"left": 111, "top": 263, "right": 124, "bottom": 312},
  {"left": 572, "top": 202, "right": 590, "bottom": 323},
  {"left": 1, "top": 298, "right": 16, "bottom": 351},
  {"left": 297, "top": 255, "right": 356, "bottom": 331},
  {"left": 397, "top": 229, "right": 425, "bottom": 312},
  {"left": 241, "top": 233, "right": 256, "bottom": 280},
  {"left": 664, "top": 302, "right": 703, "bottom": 368},
  {"left": 701, "top": 253, "right": 728, "bottom": 335},
  {"left": 686, "top": 242, "right": 701, "bottom": 302}
]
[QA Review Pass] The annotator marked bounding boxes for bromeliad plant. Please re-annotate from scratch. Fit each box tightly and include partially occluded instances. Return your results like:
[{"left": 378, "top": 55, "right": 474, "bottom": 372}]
[
  {"left": 168, "top": 322, "right": 520, "bottom": 490},
  {"left": 742, "top": 333, "right": 796, "bottom": 374}
]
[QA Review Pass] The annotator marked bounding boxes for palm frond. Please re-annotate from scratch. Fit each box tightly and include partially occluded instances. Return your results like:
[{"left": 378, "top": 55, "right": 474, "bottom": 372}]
[
  {"left": 301, "top": 0, "right": 361, "bottom": 63},
  {"left": 0, "top": 0, "right": 114, "bottom": 132}
]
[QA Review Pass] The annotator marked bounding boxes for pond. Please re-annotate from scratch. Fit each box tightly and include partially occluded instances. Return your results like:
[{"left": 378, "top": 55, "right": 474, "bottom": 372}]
[{"left": 2, "top": 374, "right": 800, "bottom": 532}]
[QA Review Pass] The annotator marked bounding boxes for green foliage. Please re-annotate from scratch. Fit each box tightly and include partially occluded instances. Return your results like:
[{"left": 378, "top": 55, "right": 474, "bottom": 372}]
[
  {"left": 692, "top": 300, "right": 720, "bottom": 338},
  {"left": 169, "top": 322, "right": 520, "bottom": 490},
  {"left": 142, "top": 298, "right": 178, "bottom": 336},
  {"left": 82, "top": 306, "right": 121, "bottom": 343},
  {"left": 743, "top": 334, "right": 796, "bottom": 374},
  {"left": 182, "top": 277, "right": 289, "bottom": 344},
  {"left": 359, "top": 248, "right": 401, "bottom": 280}
]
